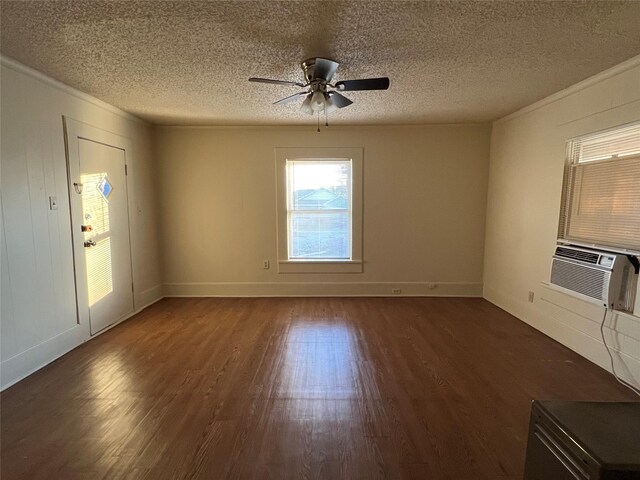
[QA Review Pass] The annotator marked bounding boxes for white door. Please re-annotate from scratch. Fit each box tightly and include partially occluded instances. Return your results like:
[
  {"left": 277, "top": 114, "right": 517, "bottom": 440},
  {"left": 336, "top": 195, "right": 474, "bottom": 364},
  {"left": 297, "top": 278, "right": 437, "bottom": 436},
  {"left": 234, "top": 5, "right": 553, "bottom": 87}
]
[{"left": 66, "top": 119, "right": 134, "bottom": 335}]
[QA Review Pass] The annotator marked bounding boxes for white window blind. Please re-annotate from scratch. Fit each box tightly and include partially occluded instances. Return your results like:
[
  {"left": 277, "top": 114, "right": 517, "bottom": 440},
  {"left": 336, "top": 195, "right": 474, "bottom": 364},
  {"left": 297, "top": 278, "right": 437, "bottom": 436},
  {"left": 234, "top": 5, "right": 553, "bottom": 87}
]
[
  {"left": 559, "top": 122, "right": 640, "bottom": 252},
  {"left": 569, "top": 122, "right": 640, "bottom": 164},
  {"left": 286, "top": 160, "right": 352, "bottom": 260}
]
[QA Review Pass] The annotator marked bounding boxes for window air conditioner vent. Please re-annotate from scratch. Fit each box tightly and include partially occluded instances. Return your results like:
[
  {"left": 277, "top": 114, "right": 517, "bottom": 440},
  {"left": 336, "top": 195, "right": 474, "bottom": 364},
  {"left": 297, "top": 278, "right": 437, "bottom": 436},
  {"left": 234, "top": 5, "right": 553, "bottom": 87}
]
[
  {"left": 555, "top": 247, "right": 599, "bottom": 264},
  {"left": 551, "top": 258, "right": 608, "bottom": 301}
]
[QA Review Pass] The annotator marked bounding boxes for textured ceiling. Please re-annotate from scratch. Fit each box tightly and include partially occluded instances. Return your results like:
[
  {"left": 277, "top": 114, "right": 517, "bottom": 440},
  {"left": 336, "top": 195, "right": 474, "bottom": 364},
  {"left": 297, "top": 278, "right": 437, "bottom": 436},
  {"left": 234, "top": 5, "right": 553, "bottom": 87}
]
[{"left": 1, "top": 0, "right": 640, "bottom": 125}]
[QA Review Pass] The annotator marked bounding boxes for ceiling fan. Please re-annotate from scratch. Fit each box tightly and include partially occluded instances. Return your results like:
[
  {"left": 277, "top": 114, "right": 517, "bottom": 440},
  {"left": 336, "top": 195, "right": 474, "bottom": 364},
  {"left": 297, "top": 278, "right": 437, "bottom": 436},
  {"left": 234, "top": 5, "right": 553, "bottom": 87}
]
[{"left": 249, "top": 57, "right": 389, "bottom": 118}]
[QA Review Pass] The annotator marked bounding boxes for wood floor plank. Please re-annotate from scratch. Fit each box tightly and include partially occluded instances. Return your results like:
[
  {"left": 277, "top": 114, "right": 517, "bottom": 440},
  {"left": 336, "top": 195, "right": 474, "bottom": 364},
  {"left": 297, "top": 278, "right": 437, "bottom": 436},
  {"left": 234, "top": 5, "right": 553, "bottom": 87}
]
[{"left": 1, "top": 297, "right": 637, "bottom": 479}]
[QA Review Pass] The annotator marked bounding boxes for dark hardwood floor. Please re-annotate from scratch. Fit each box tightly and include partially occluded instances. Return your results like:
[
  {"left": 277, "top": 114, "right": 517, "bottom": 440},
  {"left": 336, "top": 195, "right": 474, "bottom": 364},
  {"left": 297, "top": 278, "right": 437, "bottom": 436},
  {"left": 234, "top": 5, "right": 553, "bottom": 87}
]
[{"left": 1, "top": 297, "right": 637, "bottom": 479}]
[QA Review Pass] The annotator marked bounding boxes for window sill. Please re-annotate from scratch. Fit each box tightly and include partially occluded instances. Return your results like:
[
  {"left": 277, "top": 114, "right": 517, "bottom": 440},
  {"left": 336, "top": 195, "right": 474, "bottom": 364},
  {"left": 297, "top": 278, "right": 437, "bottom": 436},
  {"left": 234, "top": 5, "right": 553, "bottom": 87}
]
[{"left": 278, "top": 260, "right": 363, "bottom": 274}]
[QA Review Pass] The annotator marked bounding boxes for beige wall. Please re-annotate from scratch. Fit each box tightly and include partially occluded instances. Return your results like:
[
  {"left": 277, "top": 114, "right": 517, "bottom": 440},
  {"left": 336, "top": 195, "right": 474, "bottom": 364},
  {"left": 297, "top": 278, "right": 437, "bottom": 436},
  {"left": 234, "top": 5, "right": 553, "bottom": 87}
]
[
  {"left": 484, "top": 56, "right": 640, "bottom": 388},
  {"left": 7, "top": 48, "right": 637, "bottom": 391},
  {"left": 156, "top": 125, "right": 491, "bottom": 297},
  {"left": 0, "top": 59, "right": 162, "bottom": 389}
]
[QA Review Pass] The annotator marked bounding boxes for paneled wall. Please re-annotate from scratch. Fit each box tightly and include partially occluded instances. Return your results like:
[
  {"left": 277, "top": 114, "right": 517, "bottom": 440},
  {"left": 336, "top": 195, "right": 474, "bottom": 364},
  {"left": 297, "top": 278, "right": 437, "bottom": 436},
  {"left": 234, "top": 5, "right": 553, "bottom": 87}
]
[
  {"left": 484, "top": 56, "right": 640, "bottom": 388},
  {"left": 0, "top": 58, "right": 162, "bottom": 389}
]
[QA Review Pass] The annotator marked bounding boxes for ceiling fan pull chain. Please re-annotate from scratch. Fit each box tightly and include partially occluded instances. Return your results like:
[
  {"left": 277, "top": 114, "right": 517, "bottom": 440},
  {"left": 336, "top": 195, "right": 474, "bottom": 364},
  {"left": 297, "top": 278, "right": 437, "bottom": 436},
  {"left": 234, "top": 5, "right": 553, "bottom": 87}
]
[
  {"left": 325, "top": 108, "right": 329, "bottom": 128},
  {"left": 317, "top": 111, "right": 320, "bottom": 132}
]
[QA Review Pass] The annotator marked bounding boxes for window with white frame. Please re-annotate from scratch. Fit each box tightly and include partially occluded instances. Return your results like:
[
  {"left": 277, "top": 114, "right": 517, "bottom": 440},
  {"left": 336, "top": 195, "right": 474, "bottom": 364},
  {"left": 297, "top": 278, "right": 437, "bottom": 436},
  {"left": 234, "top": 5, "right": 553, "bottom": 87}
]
[
  {"left": 558, "top": 121, "right": 640, "bottom": 253},
  {"left": 276, "top": 148, "right": 363, "bottom": 273}
]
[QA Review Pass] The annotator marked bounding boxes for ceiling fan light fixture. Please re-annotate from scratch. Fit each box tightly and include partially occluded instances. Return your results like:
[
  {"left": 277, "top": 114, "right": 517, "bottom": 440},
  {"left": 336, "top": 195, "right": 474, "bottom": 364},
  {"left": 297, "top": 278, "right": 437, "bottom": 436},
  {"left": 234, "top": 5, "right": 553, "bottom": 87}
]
[{"left": 249, "top": 57, "right": 389, "bottom": 119}]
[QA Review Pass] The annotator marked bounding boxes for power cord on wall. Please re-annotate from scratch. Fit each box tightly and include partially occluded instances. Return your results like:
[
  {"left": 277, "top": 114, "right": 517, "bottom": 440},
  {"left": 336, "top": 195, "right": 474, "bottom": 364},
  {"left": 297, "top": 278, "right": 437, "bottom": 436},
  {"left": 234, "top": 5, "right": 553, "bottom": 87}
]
[{"left": 600, "top": 307, "right": 640, "bottom": 397}]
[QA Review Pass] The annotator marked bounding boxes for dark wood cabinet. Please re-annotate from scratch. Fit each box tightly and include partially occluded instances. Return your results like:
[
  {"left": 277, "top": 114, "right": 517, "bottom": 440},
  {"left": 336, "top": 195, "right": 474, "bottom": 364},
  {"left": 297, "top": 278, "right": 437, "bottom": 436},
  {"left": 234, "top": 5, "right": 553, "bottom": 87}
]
[{"left": 524, "top": 400, "right": 640, "bottom": 480}]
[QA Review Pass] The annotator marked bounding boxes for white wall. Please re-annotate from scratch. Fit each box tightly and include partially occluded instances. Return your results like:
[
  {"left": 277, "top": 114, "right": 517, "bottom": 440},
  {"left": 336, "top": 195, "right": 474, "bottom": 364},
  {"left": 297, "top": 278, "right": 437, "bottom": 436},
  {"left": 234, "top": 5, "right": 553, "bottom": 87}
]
[
  {"left": 156, "top": 125, "right": 491, "bottom": 297},
  {"left": 484, "top": 56, "right": 640, "bottom": 388},
  {"left": 0, "top": 58, "right": 163, "bottom": 389}
]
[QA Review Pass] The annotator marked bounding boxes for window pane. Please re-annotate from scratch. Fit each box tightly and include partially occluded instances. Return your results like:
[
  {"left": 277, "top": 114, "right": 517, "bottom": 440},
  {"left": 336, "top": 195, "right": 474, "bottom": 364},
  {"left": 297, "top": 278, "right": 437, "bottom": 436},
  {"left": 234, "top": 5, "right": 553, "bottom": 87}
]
[
  {"left": 287, "top": 160, "right": 352, "bottom": 260},
  {"left": 290, "top": 212, "right": 350, "bottom": 259},
  {"left": 289, "top": 161, "right": 350, "bottom": 211}
]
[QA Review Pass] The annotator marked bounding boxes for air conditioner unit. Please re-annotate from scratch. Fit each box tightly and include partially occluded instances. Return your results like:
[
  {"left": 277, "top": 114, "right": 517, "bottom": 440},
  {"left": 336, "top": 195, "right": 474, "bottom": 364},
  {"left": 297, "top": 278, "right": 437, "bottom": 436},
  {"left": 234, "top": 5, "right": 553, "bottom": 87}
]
[{"left": 550, "top": 245, "right": 637, "bottom": 311}]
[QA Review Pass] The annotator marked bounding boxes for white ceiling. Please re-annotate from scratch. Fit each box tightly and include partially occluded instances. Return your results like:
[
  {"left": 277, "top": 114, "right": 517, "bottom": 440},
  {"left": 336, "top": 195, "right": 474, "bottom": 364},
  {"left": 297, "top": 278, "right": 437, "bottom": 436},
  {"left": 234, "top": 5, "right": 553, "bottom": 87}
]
[{"left": 1, "top": 1, "right": 639, "bottom": 126}]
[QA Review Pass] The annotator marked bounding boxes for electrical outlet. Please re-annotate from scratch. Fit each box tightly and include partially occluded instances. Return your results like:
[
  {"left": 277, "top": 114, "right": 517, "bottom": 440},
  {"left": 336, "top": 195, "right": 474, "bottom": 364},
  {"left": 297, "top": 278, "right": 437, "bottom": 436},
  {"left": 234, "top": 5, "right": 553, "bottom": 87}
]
[
  {"left": 528, "top": 291, "right": 535, "bottom": 303},
  {"left": 263, "top": 260, "right": 270, "bottom": 270},
  {"left": 428, "top": 283, "right": 437, "bottom": 290},
  {"left": 392, "top": 288, "right": 402, "bottom": 295}
]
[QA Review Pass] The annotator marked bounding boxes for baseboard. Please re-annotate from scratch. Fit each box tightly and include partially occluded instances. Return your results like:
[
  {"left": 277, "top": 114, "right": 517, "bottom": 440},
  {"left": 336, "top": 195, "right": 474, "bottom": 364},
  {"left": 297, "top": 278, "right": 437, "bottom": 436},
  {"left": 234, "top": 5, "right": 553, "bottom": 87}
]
[
  {"left": 0, "top": 324, "right": 86, "bottom": 391},
  {"left": 163, "top": 281, "right": 483, "bottom": 298},
  {"left": 0, "top": 292, "right": 165, "bottom": 392},
  {"left": 137, "top": 284, "right": 164, "bottom": 310},
  {"left": 483, "top": 285, "right": 640, "bottom": 389}
]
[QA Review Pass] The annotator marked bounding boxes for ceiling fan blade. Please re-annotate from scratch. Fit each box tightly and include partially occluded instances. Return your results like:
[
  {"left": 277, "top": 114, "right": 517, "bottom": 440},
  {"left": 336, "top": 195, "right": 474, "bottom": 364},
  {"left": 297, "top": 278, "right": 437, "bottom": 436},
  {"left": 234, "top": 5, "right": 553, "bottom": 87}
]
[
  {"left": 300, "top": 94, "right": 313, "bottom": 115},
  {"left": 249, "top": 77, "right": 305, "bottom": 87},
  {"left": 328, "top": 91, "right": 353, "bottom": 108},
  {"left": 335, "top": 77, "right": 390, "bottom": 91},
  {"left": 273, "top": 92, "right": 308, "bottom": 105},
  {"left": 313, "top": 58, "right": 339, "bottom": 82}
]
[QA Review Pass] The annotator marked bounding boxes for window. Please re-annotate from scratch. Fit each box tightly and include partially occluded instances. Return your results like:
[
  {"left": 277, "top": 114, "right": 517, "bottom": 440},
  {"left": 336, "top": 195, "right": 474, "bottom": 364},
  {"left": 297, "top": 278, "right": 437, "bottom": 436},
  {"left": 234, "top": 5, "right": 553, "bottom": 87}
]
[
  {"left": 559, "top": 122, "right": 640, "bottom": 253},
  {"left": 287, "top": 160, "right": 352, "bottom": 259},
  {"left": 276, "top": 148, "right": 363, "bottom": 273}
]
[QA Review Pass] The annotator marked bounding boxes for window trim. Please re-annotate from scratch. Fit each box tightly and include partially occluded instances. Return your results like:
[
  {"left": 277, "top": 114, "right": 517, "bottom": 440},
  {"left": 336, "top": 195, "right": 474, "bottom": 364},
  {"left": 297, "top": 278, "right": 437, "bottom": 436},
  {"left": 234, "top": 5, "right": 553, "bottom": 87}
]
[{"left": 275, "top": 147, "right": 363, "bottom": 274}]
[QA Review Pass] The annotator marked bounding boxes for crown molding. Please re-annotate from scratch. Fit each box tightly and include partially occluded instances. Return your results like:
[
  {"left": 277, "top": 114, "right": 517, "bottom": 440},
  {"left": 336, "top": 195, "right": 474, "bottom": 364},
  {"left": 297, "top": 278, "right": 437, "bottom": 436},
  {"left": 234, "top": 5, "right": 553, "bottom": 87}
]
[
  {"left": 0, "top": 55, "right": 147, "bottom": 125},
  {"left": 494, "top": 54, "right": 640, "bottom": 125},
  {"left": 155, "top": 122, "right": 490, "bottom": 130}
]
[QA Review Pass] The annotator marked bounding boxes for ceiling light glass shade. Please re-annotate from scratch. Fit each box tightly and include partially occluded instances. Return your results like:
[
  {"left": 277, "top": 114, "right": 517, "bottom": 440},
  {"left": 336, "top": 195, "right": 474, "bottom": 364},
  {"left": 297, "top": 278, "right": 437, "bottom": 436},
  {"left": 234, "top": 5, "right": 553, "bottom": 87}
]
[
  {"left": 310, "top": 91, "right": 325, "bottom": 111},
  {"left": 300, "top": 95, "right": 313, "bottom": 114},
  {"left": 324, "top": 93, "right": 338, "bottom": 113}
]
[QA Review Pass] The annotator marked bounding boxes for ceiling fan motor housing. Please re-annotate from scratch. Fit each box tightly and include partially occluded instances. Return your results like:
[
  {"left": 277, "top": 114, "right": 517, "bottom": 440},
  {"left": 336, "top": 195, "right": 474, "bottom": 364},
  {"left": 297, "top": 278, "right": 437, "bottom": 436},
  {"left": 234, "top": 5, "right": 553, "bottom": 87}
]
[{"left": 301, "top": 57, "right": 339, "bottom": 84}]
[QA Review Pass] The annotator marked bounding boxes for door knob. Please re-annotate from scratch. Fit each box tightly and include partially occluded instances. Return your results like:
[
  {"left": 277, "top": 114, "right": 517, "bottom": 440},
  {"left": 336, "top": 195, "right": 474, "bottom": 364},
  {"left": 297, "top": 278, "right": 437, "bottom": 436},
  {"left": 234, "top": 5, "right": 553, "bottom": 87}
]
[{"left": 84, "top": 240, "right": 96, "bottom": 248}]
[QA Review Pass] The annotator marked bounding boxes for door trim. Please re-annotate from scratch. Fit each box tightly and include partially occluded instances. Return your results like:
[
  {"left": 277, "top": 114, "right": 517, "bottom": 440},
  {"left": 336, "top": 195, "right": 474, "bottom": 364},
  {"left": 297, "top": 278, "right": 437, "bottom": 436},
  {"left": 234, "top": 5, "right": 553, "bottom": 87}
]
[{"left": 63, "top": 116, "right": 136, "bottom": 336}]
